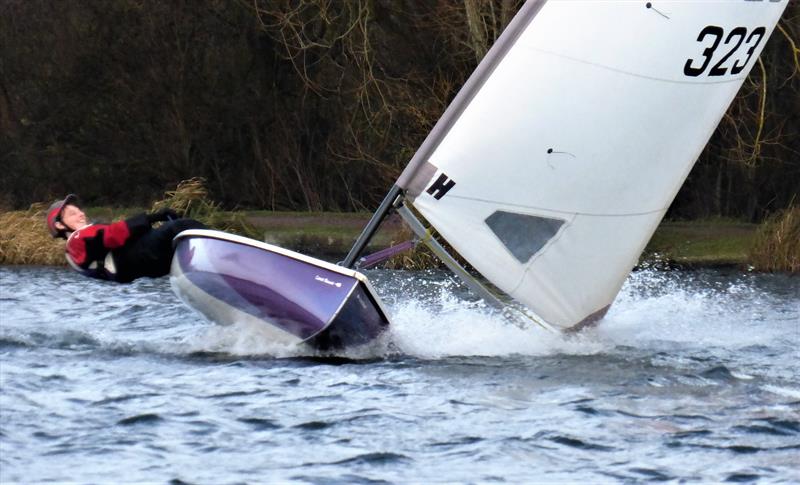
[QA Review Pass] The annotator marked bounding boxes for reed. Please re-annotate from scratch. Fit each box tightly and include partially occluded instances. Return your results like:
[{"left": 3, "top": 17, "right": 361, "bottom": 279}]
[
  {"left": 0, "top": 204, "right": 66, "bottom": 265},
  {"left": 150, "top": 177, "right": 219, "bottom": 222},
  {"left": 384, "top": 243, "right": 440, "bottom": 270},
  {"left": 150, "top": 178, "right": 258, "bottom": 238},
  {"left": 749, "top": 206, "right": 800, "bottom": 273}
]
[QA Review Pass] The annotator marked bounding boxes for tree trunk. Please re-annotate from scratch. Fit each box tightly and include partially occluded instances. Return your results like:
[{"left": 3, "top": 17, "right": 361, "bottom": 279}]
[
  {"left": 464, "top": 0, "right": 488, "bottom": 63},
  {"left": 0, "top": 79, "right": 19, "bottom": 138}
]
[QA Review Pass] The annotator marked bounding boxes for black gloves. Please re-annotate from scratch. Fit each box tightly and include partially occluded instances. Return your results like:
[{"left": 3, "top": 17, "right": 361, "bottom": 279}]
[{"left": 147, "top": 208, "right": 180, "bottom": 224}]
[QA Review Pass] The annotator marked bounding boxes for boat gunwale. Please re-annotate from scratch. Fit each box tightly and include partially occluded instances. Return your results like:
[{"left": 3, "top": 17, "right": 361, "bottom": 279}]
[{"left": 173, "top": 229, "right": 367, "bottom": 281}]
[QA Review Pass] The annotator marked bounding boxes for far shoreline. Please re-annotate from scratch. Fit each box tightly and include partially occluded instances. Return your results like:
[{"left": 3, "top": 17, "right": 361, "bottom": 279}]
[{"left": 2, "top": 207, "right": 775, "bottom": 271}]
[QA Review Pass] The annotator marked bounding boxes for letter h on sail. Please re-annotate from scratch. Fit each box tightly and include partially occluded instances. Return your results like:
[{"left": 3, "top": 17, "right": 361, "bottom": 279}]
[{"left": 426, "top": 174, "right": 456, "bottom": 200}]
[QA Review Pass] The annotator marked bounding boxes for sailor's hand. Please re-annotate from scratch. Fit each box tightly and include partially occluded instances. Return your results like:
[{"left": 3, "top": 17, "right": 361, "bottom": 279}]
[{"left": 147, "top": 208, "right": 180, "bottom": 223}]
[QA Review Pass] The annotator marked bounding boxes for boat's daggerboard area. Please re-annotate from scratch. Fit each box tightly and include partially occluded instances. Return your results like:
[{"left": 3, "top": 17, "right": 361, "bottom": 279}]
[
  {"left": 170, "top": 230, "right": 390, "bottom": 349},
  {"left": 399, "top": 0, "right": 788, "bottom": 329}
]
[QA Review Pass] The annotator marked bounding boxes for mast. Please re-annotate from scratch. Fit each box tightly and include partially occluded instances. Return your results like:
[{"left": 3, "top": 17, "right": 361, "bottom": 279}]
[{"left": 341, "top": 185, "right": 403, "bottom": 268}]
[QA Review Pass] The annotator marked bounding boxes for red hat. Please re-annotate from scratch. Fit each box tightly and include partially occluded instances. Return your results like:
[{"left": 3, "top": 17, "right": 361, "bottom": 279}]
[{"left": 46, "top": 194, "right": 79, "bottom": 238}]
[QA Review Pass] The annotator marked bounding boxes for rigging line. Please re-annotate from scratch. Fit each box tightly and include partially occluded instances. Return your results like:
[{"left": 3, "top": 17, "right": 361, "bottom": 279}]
[
  {"left": 443, "top": 194, "right": 668, "bottom": 218},
  {"left": 523, "top": 46, "right": 748, "bottom": 86}
]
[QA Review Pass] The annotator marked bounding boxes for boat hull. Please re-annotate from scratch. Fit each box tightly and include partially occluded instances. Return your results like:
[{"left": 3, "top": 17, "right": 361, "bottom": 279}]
[{"left": 170, "top": 230, "right": 390, "bottom": 350}]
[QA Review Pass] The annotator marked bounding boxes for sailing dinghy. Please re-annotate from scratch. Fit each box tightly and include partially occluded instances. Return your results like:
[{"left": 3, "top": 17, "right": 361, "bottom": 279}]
[{"left": 170, "top": 0, "right": 787, "bottom": 347}]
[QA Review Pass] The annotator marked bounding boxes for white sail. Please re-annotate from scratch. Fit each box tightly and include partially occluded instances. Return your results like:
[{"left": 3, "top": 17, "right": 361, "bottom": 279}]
[{"left": 399, "top": 0, "right": 788, "bottom": 329}]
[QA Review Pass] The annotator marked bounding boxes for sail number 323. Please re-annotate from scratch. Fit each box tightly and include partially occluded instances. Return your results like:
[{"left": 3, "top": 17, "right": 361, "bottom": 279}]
[{"left": 684, "top": 26, "right": 766, "bottom": 77}]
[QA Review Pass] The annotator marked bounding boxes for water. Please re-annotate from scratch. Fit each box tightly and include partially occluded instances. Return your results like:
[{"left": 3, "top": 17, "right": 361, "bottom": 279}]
[{"left": 1, "top": 266, "right": 798, "bottom": 483}]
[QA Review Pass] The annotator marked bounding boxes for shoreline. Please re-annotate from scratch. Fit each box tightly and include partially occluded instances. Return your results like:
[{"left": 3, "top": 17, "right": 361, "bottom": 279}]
[
  {"left": 0, "top": 209, "right": 777, "bottom": 271},
  {"left": 244, "top": 213, "right": 761, "bottom": 269}
]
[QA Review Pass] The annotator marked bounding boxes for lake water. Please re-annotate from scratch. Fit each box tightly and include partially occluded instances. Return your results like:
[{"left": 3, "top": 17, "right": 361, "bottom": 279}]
[{"left": 1, "top": 266, "right": 798, "bottom": 483}]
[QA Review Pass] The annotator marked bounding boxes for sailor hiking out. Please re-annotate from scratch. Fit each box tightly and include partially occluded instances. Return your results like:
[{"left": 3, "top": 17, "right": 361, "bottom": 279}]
[{"left": 45, "top": 194, "right": 205, "bottom": 282}]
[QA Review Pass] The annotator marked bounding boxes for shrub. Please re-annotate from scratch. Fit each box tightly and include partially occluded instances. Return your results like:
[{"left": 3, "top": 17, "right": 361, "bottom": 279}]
[{"left": 749, "top": 206, "right": 800, "bottom": 273}]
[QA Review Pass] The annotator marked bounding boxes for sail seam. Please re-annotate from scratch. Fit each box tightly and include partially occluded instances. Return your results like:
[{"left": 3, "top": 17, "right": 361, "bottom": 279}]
[
  {"left": 526, "top": 47, "right": 746, "bottom": 86},
  {"left": 445, "top": 195, "right": 667, "bottom": 217}
]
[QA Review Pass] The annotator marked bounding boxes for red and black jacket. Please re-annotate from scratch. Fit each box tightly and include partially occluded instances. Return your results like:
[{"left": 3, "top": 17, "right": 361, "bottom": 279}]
[{"left": 65, "top": 214, "right": 151, "bottom": 281}]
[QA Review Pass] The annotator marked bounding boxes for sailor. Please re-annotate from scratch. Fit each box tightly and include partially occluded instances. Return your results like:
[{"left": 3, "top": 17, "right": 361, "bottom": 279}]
[{"left": 45, "top": 194, "right": 205, "bottom": 283}]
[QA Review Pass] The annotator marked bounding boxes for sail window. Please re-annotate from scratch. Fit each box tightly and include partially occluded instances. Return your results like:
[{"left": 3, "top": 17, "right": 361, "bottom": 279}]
[{"left": 485, "top": 211, "right": 565, "bottom": 263}]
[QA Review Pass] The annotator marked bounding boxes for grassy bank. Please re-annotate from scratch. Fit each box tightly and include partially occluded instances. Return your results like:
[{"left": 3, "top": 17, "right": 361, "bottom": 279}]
[
  {"left": 641, "top": 220, "right": 758, "bottom": 268},
  {"left": 2, "top": 207, "right": 795, "bottom": 272}
]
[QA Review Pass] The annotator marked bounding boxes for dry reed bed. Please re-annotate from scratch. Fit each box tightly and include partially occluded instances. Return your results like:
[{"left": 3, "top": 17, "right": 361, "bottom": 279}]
[
  {"left": 0, "top": 204, "right": 66, "bottom": 266},
  {"left": 750, "top": 206, "right": 800, "bottom": 273}
]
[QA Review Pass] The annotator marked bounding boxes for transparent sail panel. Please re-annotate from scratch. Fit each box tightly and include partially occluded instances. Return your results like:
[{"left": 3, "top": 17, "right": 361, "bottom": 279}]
[{"left": 485, "top": 211, "right": 564, "bottom": 264}]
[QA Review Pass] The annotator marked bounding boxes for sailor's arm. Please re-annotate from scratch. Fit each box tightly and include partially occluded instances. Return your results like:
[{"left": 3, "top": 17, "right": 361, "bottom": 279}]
[
  {"left": 102, "top": 215, "right": 148, "bottom": 248},
  {"left": 102, "top": 208, "right": 177, "bottom": 247}
]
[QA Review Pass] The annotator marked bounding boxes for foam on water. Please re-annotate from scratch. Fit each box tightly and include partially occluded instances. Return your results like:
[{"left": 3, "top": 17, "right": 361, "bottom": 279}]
[
  {"left": 387, "top": 291, "right": 606, "bottom": 358},
  {"left": 170, "top": 268, "right": 798, "bottom": 364},
  {"left": 377, "top": 268, "right": 796, "bottom": 361},
  {"left": 762, "top": 384, "right": 800, "bottom": 400},
  {"left": 597, "top": 269, "right": 796, "bottom": 347}
]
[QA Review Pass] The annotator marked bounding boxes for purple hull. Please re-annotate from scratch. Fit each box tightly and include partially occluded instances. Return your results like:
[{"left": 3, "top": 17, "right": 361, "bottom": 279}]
[{"left": 170, "top": 230, "right": 389, "bottom": 349}]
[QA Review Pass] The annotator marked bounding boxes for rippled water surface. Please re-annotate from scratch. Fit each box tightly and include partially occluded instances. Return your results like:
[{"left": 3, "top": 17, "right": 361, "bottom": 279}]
[{"left": 1, "top": 266, "right": 798, "bottom": 483}]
